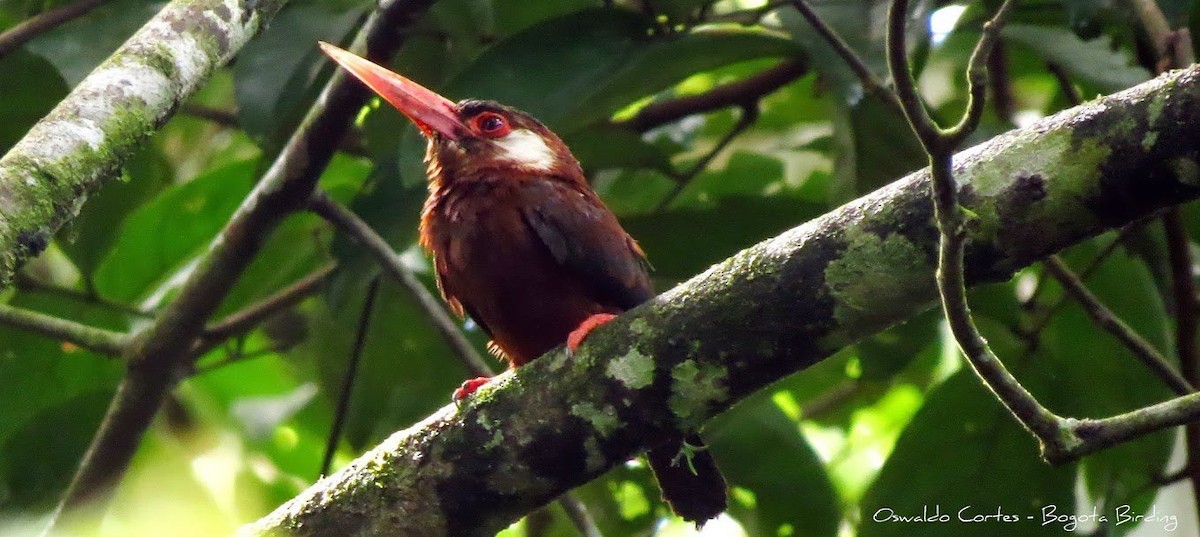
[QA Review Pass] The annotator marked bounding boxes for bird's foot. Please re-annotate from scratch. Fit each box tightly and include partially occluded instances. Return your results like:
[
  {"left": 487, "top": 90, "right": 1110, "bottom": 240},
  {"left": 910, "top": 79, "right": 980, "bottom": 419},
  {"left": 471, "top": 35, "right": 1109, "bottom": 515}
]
[
  {"left": 567, "top": 313, "right": 618, "bottom": 352},
  {"left": 452, "top": 376, "right": 492, "bottom": 402}
]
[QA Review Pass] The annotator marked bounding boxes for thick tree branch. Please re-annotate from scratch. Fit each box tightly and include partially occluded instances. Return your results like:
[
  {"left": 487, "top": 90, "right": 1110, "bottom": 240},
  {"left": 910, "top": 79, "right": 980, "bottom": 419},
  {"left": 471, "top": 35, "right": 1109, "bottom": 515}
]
[
  {"left": 48, "top": 0, "right": 437, "bottom": 526},
  {"left": 0, "top": 0, "right": 288, "bottom": 287},
  {"left": 241, "top": 65, "right": 1200, "bottom": 537}
]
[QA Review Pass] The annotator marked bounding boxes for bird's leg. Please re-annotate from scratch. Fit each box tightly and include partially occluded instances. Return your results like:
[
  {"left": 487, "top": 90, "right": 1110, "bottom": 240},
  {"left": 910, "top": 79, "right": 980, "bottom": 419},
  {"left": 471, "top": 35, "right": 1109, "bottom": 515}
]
[
  {"left": 452, "top": 376, "right": 492, "bottom": 401},
  {"left": 567, "top": 313, "right": 618, "bottom": 352}
]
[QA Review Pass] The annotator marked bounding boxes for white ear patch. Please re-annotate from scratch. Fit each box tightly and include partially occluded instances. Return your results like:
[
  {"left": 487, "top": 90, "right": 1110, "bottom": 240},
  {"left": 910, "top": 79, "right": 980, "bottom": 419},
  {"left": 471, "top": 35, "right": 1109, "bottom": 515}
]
[{"left": 493, "top": 129, "right": 556, "bottom": 172}]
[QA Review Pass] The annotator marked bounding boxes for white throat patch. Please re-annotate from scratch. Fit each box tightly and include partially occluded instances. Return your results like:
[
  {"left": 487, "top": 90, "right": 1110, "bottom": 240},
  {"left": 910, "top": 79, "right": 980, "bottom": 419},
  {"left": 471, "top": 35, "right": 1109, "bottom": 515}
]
[{"left": 493, "top": 129, "right": 556, "bottom": 172}]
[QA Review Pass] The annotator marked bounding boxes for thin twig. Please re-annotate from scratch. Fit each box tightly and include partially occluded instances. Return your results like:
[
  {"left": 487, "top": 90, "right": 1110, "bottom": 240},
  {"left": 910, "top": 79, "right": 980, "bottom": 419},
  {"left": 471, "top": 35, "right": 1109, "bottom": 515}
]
[
  {"left": 0, "top": 0, "right": 107, "bottom": 59},
  {"left": 321, "top": 276, "right": 380, "bottom": 477},
  {"left": 179, "top": 103, "right": 239, "bottom": 128},
  {"left": 615, "top": 59, "right": 806, "bottom": 133},
  {"left": 1163, "top": 209, "right": 1200, "bottom": 507},
  {"left": 655, "top": 103, "right": 759, "bottom": 211},
  {"left": 1122, "top": 0, "right": 1200, "bottom": 513},
  {"left": 13, "top": 274, "right": 154, "bottom": 318},
  {"left": 193, "top": 344, "right": 284, "bottom": 374},
  {"left": 1044, "top": 256, "right": 1193, "bottom": 396},
  {"left": 557, "top": 495, "right": 604, "bottom": 537},
  {"left": 203, "top": 263, "right": 335, "bottom": 341},
  {"left": 0, "top": 302, "right": 127, "bottom": 356},
  {"left": 787, "top": 0, "right": 905, "bottom": 116},
  {"left": 307, "top": 191, "right": 493, "bottom": 377},
  {"left": 888, "top": 0, "right": 1064, "bottom": 444},
  {"left": 987, "top": 40, "right": 1015, "bottom": 124},
  {"left": 1046, "top": 62, "right": 1082, "bottom": 106}
]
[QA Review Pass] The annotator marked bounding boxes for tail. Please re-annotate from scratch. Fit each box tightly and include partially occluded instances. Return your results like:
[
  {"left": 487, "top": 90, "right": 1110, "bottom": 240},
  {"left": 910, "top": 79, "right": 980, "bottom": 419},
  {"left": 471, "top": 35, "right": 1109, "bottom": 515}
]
[{"left": 646, "top": 434, "right": 728, "bottom": 526}]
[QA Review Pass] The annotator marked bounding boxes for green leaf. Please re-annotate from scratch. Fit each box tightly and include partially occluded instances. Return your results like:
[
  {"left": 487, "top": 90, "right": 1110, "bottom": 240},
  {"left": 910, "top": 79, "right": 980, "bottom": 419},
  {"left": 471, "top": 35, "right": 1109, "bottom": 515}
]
[
  {"left": 1001, "top": 24, "right": 1151, "bottom": 93},
  {"left": 234, "top": 4, "right": 365, "bottom": 149},
  {"left": 94, "top": 160, "right": 258, "bottom": 303},
  {"left": 1042, "top": 247, "right": 1174, "bottom": 531},
  {"left": 0, "top": 50, "right": 67, "bottom": 154},
  {"left": 25, "top": 0, "right": 161, "bottom": 84},
  {"left": 0, "top": 391, "right": 112, "bottom": 511},
  {"left": 622, "top": 196, "right": 824, "bottom": 282},
  {"left": 442, "top": 8, "right": 801, "bottom": 134},
  {"left": 302, "top": 283, "right": 484, "bottom": 449},
  {"left": 708, "top": 393, "right": 841, "bottom": 537},
  {"left": 829, "top": 94, "right": 926, "bottom": 201},
  {"left": 860, "top": 369, "right": 1076, "bottom": 537},
  {"left": 0, "top": 293, "right": 123, "bottom": 511},
  {"left": 563, "top": 125, "right": 673, "bottom": 174},
  {"left": 57, "top": 145, "right": 172, "bottom": 282}
]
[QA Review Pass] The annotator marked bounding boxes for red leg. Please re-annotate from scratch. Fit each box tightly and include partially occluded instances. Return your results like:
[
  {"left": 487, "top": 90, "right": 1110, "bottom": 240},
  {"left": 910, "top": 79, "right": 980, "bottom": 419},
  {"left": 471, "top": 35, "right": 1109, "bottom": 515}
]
[
  {"left": 567, "top": 313, "right": 618, "bottom": 352},
  {"left": 453, "top": 376, "right": 492, "bottom": 401}
]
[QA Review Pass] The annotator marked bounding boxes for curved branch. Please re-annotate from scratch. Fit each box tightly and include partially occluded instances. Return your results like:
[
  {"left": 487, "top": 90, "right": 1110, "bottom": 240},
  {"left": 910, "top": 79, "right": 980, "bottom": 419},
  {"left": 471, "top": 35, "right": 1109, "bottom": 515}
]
[{"left": 242, "top": 65, "right": 1200, "bottom": 537}]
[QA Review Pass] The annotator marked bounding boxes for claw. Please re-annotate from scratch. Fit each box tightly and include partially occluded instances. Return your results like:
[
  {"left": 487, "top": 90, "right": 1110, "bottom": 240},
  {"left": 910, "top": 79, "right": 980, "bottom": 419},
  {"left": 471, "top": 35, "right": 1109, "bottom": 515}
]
[
  {"left": 452, "top": 376, "right": 492, "bottom": 402},
  {"left": 567, "top": 313, "right": 618, "bottom": 352}
]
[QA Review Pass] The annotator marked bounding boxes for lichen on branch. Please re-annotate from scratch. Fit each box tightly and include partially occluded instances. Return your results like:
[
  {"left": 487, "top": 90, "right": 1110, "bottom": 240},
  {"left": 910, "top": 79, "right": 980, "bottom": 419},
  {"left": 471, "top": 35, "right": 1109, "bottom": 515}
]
[
  {"left": 242, "top": 64, "right": 1200, "bottom": 537},
  {"left": 0, "top": 0, "right": 289, "bottom": 287}
]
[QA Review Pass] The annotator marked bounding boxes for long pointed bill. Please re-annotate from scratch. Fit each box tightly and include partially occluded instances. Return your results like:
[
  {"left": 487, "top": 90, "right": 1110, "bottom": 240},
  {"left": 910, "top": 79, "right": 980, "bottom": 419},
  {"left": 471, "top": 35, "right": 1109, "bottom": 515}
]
[{"left": 319, "top": 42, "right": 463, "bottom": 140}]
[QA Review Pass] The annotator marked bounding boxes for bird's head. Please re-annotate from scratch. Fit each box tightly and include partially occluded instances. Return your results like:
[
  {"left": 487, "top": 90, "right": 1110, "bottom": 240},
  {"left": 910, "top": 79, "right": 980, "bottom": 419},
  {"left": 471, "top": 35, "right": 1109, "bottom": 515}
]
[{"left": 320, "top": 42, "right": 583, "bottom": 184}]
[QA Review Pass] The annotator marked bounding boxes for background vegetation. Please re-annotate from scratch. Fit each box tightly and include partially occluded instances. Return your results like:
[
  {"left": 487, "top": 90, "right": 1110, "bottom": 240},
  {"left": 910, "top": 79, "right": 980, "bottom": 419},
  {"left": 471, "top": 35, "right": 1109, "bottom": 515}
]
[{"left": 0, "top": 0, "right": 1197, "bottom": 535}]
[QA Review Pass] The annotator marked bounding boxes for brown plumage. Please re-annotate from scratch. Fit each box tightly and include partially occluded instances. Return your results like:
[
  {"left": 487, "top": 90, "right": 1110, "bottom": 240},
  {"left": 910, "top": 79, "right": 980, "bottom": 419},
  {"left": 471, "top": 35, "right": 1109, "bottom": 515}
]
[{"left": 321, "top": 42, "right": 728, "bottom": 525}]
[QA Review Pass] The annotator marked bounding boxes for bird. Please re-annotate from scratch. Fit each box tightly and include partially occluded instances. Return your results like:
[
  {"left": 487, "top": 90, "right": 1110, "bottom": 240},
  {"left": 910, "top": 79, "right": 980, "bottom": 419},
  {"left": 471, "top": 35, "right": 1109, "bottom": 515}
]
[{"left": 320, "top": 42, "right": 728, "bottom": 525}]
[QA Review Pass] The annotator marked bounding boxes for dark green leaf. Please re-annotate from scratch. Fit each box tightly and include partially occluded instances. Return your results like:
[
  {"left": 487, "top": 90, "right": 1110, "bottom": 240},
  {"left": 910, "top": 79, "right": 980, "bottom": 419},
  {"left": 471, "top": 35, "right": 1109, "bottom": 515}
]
[
  {"left": 94, "top": 160, "right": 258, "bottom": 303},
  {"left": 708, "top": 393, "right": 841, "bottom": 537},
  {"left": 0, "top": 50, "right": 67, "bottom": 153}
]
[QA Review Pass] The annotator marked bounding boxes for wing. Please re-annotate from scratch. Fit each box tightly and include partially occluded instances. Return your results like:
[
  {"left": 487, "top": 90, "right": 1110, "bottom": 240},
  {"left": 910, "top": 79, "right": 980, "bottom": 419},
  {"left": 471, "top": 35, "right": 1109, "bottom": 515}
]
[{"left": 520, "top": 180, "right": 654, "bottom": 311}]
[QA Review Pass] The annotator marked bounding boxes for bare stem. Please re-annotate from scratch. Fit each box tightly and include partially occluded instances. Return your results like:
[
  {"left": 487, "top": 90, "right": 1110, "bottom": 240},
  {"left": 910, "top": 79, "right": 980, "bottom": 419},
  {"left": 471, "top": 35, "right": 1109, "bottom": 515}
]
[
  {"left": 615, "top": 60, "right": 805, "bottom": 132},
  {"left": 887, "top": 0, "right": 1064, "bottom": 446},
  {"left": 655, "top": 103, "right": 758, "bottom": 211},
  {"left": 787, "top": 0, "right": 904, "bottom": 115},
  {"left": 0, "top": 303, "right": 127, "bottom": 356},
  {"left": 1044, "top": 256, "right": 1193, "bottom": 396},
  {"left": 307, "top": 191, "right": 493, "bottom": 377}
]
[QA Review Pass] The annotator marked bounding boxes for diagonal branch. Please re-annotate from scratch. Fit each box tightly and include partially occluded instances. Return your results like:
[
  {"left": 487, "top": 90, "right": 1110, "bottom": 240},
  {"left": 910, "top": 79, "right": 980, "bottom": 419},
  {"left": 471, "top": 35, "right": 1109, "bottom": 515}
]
[
  {"left": 47, "top": 0, "right": 438, "bottom": 528},
  {"left": 241, "top": 64, "right": 1200, "bottom": 537},
  {"left": 0, "top": 0, "right": 288, "bottom": 288}
]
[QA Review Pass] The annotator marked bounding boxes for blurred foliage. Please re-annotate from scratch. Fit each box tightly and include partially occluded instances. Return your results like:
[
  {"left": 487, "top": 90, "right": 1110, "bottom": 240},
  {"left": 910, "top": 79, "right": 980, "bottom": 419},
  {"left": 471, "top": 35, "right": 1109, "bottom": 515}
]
[{"left": 0, "top": 0, "right": 1197, "bottom": 536}]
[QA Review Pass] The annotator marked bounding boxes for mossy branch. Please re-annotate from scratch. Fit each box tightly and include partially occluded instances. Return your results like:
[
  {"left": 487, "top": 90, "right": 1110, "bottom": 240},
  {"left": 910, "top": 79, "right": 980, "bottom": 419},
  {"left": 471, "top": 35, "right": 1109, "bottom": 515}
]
[
  {"left": 242, "top": 65, "right": 1200, "bottom": 537},
  {"left": 45, "top": 0, "right": 439, "bottom": 530},
  {"left": 0, "top": 0, "right": 289, "bottom": 288}
]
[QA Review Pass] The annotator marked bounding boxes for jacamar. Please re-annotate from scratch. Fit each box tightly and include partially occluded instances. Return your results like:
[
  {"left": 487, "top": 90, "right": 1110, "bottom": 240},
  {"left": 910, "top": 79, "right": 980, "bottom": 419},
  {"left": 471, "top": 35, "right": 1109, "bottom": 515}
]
[{"left": 320, "top": 42, "right": 727, "bottom": 525}]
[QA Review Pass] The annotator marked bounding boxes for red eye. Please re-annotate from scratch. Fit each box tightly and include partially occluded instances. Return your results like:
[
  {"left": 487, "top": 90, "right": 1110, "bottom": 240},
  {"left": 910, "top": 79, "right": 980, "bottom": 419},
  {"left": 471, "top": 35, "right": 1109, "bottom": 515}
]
[{"left": 473, "top": 112, "right": 510, "bottom": 137}]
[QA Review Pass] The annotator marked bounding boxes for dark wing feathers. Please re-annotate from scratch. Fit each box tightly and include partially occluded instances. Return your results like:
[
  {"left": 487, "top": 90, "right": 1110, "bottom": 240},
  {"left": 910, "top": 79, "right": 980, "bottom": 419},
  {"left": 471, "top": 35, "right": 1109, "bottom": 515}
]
[{"left": 520, "top": 181, "right": 653, "bottom": 310}]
